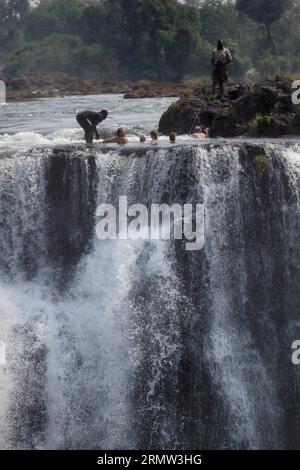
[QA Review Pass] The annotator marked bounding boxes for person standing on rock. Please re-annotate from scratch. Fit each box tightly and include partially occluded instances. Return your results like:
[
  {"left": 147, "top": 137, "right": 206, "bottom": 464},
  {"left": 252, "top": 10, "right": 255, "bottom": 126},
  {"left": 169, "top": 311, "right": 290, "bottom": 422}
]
[
  {"left": 211, "top": 40, "right": 232, "bottom": 96},
  {"left": 76, "top": 109, "right": 108, "bottom": 144}
]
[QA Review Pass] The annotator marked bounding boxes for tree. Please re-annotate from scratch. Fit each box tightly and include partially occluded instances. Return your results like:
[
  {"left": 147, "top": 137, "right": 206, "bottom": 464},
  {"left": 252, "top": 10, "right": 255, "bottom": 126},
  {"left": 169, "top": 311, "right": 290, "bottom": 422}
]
[
  {"left": 25, "top": 0, "right": 84, "bottom": 40},
  {"left": 25, "top": 9, "right": 62, "bottom": 40},
  {"left": 200, "top": 0, "right": 239, "bottom": 44},
  {"left": 171, "top": 28, "right": 196, "bottom": 80},
  {"left": 6, "top": 0, "right": 29, "bottom": 18},
  {"left": 236, "top": 0, "right": 293, "bottom": 50},
  {"left": 0, "top": 0, "right": 29, "bottom": 47},
  {"left": 118, "top": 0, "right": 201, "bottom": 80}
]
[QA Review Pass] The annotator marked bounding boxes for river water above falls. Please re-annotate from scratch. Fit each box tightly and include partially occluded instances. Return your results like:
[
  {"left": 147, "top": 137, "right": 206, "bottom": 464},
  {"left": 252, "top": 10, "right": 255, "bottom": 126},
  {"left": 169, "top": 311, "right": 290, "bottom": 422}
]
[
  {"left": 0, "top": 94, "right": 177, "bottom": 150},
  {"left": 0, "top": 95, "right": 300, "bottom": 450}
]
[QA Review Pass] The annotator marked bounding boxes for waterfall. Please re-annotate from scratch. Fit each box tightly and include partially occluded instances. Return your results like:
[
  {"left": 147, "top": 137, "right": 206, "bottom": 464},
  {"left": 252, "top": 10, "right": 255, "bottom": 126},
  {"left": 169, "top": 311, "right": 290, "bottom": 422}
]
[{"left": 0, "top": 142, "right": 300, "bottom": 450}]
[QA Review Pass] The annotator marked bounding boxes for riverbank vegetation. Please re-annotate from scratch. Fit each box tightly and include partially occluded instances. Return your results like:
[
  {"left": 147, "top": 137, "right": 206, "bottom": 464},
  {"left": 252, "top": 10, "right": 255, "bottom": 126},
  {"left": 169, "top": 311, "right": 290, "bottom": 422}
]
[{"left": 0, "top": 0, "right": 299, "bottom": 81}]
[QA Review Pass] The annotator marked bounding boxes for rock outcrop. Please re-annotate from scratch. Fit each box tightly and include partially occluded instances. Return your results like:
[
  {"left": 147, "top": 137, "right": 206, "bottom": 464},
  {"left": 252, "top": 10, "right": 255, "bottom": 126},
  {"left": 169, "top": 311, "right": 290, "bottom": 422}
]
[{"left": 158, "top": 77, "right": 300, "bottom": 137}]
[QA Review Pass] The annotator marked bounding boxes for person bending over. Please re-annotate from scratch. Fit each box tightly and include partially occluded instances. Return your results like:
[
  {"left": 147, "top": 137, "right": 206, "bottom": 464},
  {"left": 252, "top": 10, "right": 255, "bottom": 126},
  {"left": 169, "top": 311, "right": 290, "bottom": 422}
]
[
  {"left": 76, "top": 109, "right": 108, "bottom": 144},
  {"left": 103, "top": 128, "right": 129, "bottom": 145}
]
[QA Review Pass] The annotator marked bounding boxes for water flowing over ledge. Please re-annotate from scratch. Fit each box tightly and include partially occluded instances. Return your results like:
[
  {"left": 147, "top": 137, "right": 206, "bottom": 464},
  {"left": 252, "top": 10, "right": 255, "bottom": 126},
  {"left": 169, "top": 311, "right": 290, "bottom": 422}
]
[{"left": 0, "top": 141, "right": 300, "bottom": 450}]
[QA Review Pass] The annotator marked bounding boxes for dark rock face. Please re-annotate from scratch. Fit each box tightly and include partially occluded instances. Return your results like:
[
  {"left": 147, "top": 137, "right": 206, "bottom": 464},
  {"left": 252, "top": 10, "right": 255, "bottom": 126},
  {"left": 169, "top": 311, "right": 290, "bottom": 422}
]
[
  {"left": 159, "top": 77, "right": 300, "bottom": 137},
  {"left": 0, "top": 147, "right": 97, "bottom": 286},
  {"left": 45, "top": 148, "right": 97, "bottom": 289}
]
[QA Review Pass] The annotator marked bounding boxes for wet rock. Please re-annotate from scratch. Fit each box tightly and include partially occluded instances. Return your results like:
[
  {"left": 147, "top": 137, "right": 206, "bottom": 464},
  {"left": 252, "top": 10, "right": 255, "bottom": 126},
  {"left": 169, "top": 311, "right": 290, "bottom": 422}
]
[
  {"left": 124, "top": 93, "right": 141, "bottom": 99},
  {"left": 159, "top": 77, "right": 299, "bottom": 138}
]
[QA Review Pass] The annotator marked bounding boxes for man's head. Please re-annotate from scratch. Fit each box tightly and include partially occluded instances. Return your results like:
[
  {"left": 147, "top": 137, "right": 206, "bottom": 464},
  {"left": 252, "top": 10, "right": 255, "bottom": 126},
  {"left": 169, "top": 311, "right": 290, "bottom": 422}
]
[
  {"left": 194, "top": 125, "right": 202, "bottom": 133},
  {"left": 150, "top": 130, "right": 158, "bottom": 140},
  {"left": 100, "top": 109, "right": 108, "bottom": 119},
  {"left": 117, "top": 128, "right": 126, "bottom": 138},
  {"left": 140, "top": 135, "right": 147, "bottom": 143},
  {"left": 217, "top": 40, "right": 224, "bottom": 50},
  {"left": 169, "top": 132, "right": 176, "bottom": 143}
]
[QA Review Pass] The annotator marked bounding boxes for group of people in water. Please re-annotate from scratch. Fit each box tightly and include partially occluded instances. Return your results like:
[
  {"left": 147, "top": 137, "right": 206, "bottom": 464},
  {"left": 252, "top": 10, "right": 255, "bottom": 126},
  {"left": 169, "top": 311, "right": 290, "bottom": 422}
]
[
  {"left": 76, "top": 40, "right": 231, "bottom": 145},
  {"left": 139, "top": 127, "right": 208, "bottom": 145},
  {"left": 76, "top": 110, "right": 209, "bottom": 146}
]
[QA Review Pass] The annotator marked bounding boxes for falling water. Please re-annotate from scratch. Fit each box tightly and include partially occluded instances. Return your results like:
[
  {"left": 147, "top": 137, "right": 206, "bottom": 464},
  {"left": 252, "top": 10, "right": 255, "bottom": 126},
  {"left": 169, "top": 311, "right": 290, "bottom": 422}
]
[{"left": 0, "top": 142, "right": 300, "bottom": 450}]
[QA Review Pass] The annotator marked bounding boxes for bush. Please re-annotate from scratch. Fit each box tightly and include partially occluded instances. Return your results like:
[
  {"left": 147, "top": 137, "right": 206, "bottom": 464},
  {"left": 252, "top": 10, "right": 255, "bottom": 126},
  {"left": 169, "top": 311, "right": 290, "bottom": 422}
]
[
  {"left": 249, "top": 113, "right": 273, "bottom": 135},
  {"left": 138, "top": 80, "right": 151, "bottom": 92},
  {"left": 256, "top": 51, "right": 300, "bottom": 77}
]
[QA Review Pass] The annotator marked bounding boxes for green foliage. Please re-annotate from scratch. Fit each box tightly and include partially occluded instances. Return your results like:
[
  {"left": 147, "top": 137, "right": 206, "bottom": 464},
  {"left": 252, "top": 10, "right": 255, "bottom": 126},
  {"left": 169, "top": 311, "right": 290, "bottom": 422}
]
[
  {"left": 4, "top": 34, "right": 105, "bottom": 77},
  {"left": 236, "top": 0, "right": 293, "bottom": 27},
  {"left": 24, "top": 9, "right": 62, "bottom": 40},
  {"left": 249, "top": 113, "right": 273, "bottom": 135},
  {"left": 4, "top": 0, "right": 205, "bottom": 81},
  {"left": 24, "top": 0, "right": 84, "bottom": 39},
  {"left": 1, "top": 0, "right": 300, "bottom": 82},
  {"left": 256, "top": 50, "right": 300, "bottom": 76},
  {"left": 200, "top": 0, "right": 238, "bottom": 44},
  {"left": 225, "top": 41, "right": 252, "bottom": 78},
  {"left": 236, "top": 0, "right": 293, "bottom": 49},
  {"left": 0, "top": 0, "right": 29, "bottom": 47},
  {"left": 138, "top": 80, "right": 151, "bottom": 92},
  {"left": 115, "top": 0, "right": 202, "bottom": 79}
]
